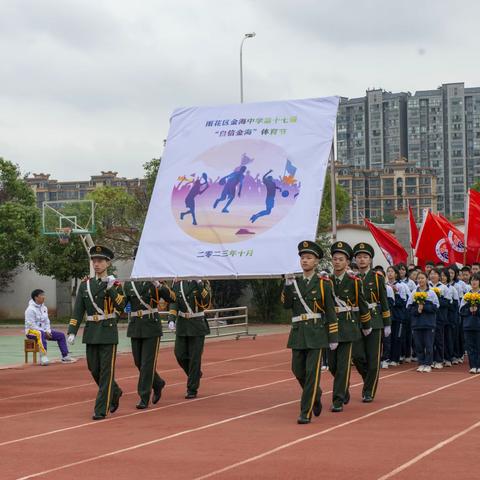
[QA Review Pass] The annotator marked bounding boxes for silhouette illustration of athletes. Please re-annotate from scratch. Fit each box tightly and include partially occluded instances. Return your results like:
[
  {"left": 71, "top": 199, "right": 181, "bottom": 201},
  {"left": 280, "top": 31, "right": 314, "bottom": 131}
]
[
  {"left": 180, "top": 172, "right": 209, "bottom": 225},
  {"left": 249, "top": 169, "right": 287, "bottom": 223},
  {"left": 213, "top": 165, "right": 247, "bottom": 213}
]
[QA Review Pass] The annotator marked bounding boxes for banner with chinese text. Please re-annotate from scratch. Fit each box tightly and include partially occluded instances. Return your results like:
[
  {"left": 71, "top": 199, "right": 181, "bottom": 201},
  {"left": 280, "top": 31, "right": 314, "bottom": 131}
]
[{"left": 133, "top": 97, "right": 339, "bottom": 279}]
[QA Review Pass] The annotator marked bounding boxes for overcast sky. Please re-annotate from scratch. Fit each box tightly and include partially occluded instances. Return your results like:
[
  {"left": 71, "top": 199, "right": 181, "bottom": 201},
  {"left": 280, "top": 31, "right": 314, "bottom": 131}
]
[{"left": 0, "top": 0, "right": 479, "bottom": 181}]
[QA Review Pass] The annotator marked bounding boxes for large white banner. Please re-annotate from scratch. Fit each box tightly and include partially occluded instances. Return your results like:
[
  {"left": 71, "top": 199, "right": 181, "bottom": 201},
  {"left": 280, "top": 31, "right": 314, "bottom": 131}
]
[{"left": 133, "top": 97, "right": 339, "bottom": 279}]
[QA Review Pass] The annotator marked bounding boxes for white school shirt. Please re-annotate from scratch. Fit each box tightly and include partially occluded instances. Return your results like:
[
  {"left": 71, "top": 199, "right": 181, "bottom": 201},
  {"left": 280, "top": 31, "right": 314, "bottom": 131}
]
[{"left": 406, "top": 287, "right": 440, "bottom": 309}]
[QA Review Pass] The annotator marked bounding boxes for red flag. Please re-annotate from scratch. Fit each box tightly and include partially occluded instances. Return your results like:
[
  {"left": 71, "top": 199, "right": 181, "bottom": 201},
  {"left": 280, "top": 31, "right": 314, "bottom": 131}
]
[
  {"left": 465, "top": 189, "right": 480, "bottom": 264},
  {"left": 415, "top": 211, "right": 452, "bottom": 266},
  {"left": 408, "top": 204, "right": 419, "bottom": 250},
  {"left": 435, "top": 214, "right": 465, "bottom": 264},
  {"left": 364, "top": 218, "right": 408, "bottom": 266}
]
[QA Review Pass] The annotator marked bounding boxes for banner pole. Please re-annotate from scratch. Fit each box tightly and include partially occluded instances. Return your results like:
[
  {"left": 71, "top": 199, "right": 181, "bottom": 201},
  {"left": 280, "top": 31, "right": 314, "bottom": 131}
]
[{"left": 330, "top": 143, "right": 337, "bottom": 241}]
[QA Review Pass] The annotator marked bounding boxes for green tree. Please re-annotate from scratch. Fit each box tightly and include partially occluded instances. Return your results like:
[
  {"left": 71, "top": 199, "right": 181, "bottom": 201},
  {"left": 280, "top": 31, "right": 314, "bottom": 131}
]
[
  {"left": 0, "top": 158, "right": 39, "bottom": 290},
  {"left": 248, "top": 279, "right": 285, "bottom": 323},
  {"left": 471, "top": 181, "right": 480, "bottom": 193},
  {"left": 143, "top": 158, "right": 161, "bottom": 200},
  {"left": 87, "top": 186, "right": 144, "bottom": 259},
  {"left": 316, "top": 178, "right": 350, "bottom": 234}
]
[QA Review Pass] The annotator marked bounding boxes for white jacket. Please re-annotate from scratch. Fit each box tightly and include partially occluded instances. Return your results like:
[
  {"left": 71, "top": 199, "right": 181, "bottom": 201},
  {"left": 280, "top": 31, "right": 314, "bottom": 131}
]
[{"left": 25, "top": 299, "right": 51, "bottom": 334}]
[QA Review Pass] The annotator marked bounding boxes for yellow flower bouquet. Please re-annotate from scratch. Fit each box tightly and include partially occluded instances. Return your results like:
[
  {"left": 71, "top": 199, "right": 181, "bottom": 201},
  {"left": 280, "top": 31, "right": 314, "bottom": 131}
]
[
  {"left": 432, "top": 287, "right": 442, "bottom": 297},
  {"left": 464, "top": 292, "right": 480, "bottom": 306},
  {"left": 413, "top": 292, "right": 428, "bottom": 304}
]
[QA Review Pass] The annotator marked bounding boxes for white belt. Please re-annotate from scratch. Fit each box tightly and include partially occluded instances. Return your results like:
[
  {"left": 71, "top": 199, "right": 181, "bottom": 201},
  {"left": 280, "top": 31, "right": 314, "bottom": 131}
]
[
  {"left": 130, "top": 308, "right": 158, "bottom": 318},
  {"left": 335, "top": 306, "right": 359, "bottom": 313},
  {"left": 178, "top": 311, "right": 205, "bottom": 319},
  {"left": 86, "top": 313, "right": 116, "bottom": 322},
  {"left": 292, "top": 313, "right": 322, "bottom": 323},
  {"left": 367, "top": 302, "right": 379, "bottom": 310}
]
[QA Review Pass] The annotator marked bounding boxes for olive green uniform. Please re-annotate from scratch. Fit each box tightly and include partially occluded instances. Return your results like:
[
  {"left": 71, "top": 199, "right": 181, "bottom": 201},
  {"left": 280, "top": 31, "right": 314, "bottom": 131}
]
[
  {"left": 353, "top": 270, "right": 391, "bottom": 399},
  {"left": 282, "top": 274, "right": 338, "bottom": 420},
  {"left": 169, "top": 280, "right": 212, "bottom": 396},
  {"left": 68, "top": 277, "right": 126, "bottom": 417},
  {"left": 328, "top": 272, "right": 371, "bottom": 408},
  {"left": 124, "top": 281, "right": 175, "bottom": 405}
]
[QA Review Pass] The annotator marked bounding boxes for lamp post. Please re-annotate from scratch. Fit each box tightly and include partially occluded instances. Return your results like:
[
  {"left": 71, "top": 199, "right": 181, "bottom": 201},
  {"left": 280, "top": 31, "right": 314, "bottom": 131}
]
[{"left": 240, "top": 32, "right": 256, "bottom": 103}]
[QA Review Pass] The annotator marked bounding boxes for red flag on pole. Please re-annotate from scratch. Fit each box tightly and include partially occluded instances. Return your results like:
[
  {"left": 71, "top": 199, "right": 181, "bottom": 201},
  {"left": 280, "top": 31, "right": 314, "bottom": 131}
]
[
  {"left": 364, "top": 218, "right": 408, "bottom": 266},
  {"left": 465, "top": 189, "right": 480, "bottom": 264},
  {"left": 408, "top": 204, "right": 419, "bottom": 250},
  {"left": 435, "top": 214, "right": 465, "bottom": 264},
  {"left": 415, "top": 211, "right": 452, "bottom": 266}
]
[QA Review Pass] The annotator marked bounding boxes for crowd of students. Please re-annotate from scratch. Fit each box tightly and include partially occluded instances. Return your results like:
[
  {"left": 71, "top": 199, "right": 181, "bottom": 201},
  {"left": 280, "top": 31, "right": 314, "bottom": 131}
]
[{"left": 360, "top": 261, "right": 480, "bottom": 374}]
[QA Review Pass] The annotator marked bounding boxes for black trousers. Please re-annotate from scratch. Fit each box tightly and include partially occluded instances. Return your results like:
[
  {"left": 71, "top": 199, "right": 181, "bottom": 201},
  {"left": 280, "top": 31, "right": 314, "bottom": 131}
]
[
  {"left": 131, "top": 336, "right": 164, "bottom": 404},
  {"left": 413, "top": 329, "right": 435, "bottom": 366},
  {"left": 433, "top": 323, "right": 445, "bottom": 363},
  {"left": 464, "top": 330, "right": 480, "bottom": 369},
  {"left": 86, "top": 344, "right": 122, "bottom": 417},
  {"left": 174, "top": 335, "right": 205, "bottom": 394}
]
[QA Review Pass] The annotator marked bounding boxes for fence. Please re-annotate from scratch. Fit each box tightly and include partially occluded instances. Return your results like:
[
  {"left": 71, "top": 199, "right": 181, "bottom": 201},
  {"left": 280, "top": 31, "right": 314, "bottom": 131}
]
[{"left": 157, "top": 306, "right": 256, "bottom": 342}]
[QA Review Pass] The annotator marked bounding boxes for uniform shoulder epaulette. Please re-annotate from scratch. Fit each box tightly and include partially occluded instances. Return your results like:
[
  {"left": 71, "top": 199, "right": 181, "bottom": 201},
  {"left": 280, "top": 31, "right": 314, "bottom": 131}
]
[
  {"left": 317, "top": 271, "right": 330, "bottom": 280},
  {"left": 347, "top": 272, "right": 359, "bottom": 280}
]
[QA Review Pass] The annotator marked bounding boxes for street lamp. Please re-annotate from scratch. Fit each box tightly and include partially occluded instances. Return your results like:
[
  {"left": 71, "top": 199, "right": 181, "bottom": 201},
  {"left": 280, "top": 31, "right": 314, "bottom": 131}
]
[{"left": 240, "top": 32, "right": 256, "bottom": 103}]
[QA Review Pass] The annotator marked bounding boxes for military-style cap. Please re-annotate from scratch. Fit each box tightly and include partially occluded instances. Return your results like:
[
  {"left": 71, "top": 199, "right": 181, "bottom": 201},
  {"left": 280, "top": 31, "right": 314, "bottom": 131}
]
[
  {"left": 330, "top": 241, "right": 353, "bottom": 260},
  {"left": 297, "top": 240, "right": 323, "bottom": 259},
  {"left": 353, "top": 242, "right": 375, "bottom": 258},
  {"left": 89, "top": 245, "right": 114, "bottom": 261}
]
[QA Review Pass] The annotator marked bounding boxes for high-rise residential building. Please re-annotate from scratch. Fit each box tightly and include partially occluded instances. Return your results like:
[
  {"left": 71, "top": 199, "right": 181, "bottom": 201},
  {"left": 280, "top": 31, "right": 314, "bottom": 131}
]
[
  {"left": 337, "top": 89, "right": 408, "bottom": 169},
  {"left": 337, "top": 158, "right": 437, "bottom": 224},
  {"left": 338, "top": 83, "right": 480, "bottom": 218}
]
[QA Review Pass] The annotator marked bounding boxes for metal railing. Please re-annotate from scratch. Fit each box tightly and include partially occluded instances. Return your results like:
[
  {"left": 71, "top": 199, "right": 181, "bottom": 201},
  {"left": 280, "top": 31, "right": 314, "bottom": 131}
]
[{"left": 157, "top": 306, "right": 256, "bottom": 342}]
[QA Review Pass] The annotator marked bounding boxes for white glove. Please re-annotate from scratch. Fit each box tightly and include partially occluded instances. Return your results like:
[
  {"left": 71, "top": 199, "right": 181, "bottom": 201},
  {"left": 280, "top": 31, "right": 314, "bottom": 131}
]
[
  {"left": 329, "top": 342, "right": 338, "bottom": 351},
  {"left": 168, "top": 321, "right": 176, "bottom": 331},
  {"left": 362, "top": 328, "right": 372, "bottom": 336},
  {"left": 384, "top": 325, "right": 392, "bottom": 338},
  {"left": 284, "top": 274, "right": 295, "bottom": 286},
  {"left": 67, "top": 334, "right": 75, "bottom": 345},
  {"left": 152, "top": 280, "right": 161, "bottom": 288},
  {"left": 106, "top": 275, "right": 116, "bottom": 290}
]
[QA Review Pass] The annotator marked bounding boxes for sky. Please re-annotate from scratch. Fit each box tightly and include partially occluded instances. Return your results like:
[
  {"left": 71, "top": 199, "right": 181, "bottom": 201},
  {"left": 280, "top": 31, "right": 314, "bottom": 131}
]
[{"left": 0, "top": 0, "right": 479, "bottom": 181}]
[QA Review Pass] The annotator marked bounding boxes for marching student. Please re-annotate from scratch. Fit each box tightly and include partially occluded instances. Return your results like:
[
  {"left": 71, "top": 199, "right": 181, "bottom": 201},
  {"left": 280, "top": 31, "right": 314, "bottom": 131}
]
[
  {"left": 67, "top": 245, "right": 126, "bottom": 420},
  {"left": 352, "top": 243, "right": 391, "bottom": 402},
  {"left": 328, "top": 241, "right": 371, "bottom": 412},
  {"left": 459, "top": 273, "right": 480, "bottom": 374},
  {"left": 407, "top": 271, "right": 439, "bottom": 373},
  {"left": 281, "top": 241, "right": 338, "bottom": 424},
  {"left": 428, "top": 268, "right": 452, "bottom": 369}
]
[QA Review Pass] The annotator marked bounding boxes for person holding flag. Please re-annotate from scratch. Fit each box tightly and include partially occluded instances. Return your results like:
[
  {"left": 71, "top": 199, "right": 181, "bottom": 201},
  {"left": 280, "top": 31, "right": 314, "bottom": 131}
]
[
  {"left": 281, "top": 241, "right": 338, "bottom": 424},
  {"left": 352, "top": 243, "right": 391, "bottom": 402}
]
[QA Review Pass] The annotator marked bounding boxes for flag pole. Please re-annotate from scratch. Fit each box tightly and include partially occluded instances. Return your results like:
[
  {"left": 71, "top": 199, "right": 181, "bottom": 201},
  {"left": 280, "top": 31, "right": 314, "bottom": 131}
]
[
  {"left": 330, "top": 142, "right": 337, "bottom": 241},
  {"left": 464, "top": 190, "right": 469, "bottom": 265}
]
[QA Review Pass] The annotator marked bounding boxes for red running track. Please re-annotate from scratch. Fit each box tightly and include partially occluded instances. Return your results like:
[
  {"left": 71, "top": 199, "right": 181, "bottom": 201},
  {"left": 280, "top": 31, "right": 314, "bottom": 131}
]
[{"left": 0, "top": 332, "right": 479, "bottom": 480}]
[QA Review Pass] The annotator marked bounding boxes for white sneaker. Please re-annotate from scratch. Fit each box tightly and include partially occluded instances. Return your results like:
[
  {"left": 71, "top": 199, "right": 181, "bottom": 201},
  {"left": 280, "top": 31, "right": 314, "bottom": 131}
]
[
  {"left": 444, "top": 361, "right": 452, "bottom": 367},
  {"left": 321, "top": 365, "right": 329, "bottom": 371},
  {"left": 416, "top": 365, "right": 424, "bottom": 372},
  {"left": 433, "top": 362, "right": 443, "bottom": 369},
  {"left": 411, "top": 357, "right": 418, "bottom": 362},
  {"left": 469, "top": 368, "right": 477, "bottom": 374},
  {"left": 40, "top": 355, "right": 49, "bottom": 366},
  {"left": 389, "top": 361, "right": 399, "bottom": 367},
  {"left": 61, "top": 355, "right": 76, "bottom": 363},
  {"left": 404, "top": 357, "right": 412, "bottom": 363},
  {"left": 423, "top": 366, "right": 432, "bottom": 373},
  {"left": 400, "top": 356, "right": 405, "bottom": 363},
  {"left": 476, "top": 369, "right": 480, "bottom": 374},
  {"left": 459, "top": 356, "right": 464, "bottom": 364},
  {"left": 452, "top": 357, "right": 459, "bottom": 365},
  {"left": 381, "top": 361, "right": 389, "bottom": 369}
]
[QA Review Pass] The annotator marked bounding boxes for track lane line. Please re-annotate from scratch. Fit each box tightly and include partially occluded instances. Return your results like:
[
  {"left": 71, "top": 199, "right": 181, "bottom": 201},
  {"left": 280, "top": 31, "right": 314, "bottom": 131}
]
[
  {"left": 193, "top": 374, "right": 479, "bottom": 480},
  {"left": 12, "top": 369, "right": 415, "bottom": 479},
  {"left": 0, "top": 348, "right": 288, "bottom": 401},
  {"left": 0, "top": 361, "right": 290, "bottom": 420},
  {"left": 376, "top": 418, "right": 480, "bottom": 479}
]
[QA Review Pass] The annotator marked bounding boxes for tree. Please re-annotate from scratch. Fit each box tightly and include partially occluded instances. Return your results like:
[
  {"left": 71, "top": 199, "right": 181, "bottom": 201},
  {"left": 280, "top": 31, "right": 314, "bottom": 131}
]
[
  {"left": 30, "top": 236, "right": 89, "bottom": 283},
  {"left": 248, "top": 279, "right": 285, "bottom": 323},
  {"left": 210, "top": 280, "right": 247, "bottom": 309},
  {"left": 143, "top": 158, "right": 161, "bottom": 200},
  {"left": 0, "top": 158, "right": 39, "bottom": 291},
  {"left": 316, "top": 178, "right": 350, "bottom": 234}
]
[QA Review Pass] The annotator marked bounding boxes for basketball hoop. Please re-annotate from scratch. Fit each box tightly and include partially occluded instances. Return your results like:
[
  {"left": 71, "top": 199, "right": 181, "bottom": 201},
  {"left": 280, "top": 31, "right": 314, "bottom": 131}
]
[{"left": 55, "top": 227, "right": 72, "bottom": 244}]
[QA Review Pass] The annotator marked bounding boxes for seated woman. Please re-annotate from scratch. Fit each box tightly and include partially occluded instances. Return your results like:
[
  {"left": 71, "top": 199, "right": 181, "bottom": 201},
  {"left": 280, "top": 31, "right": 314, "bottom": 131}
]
[{"left": 25, "top": 289, "right": 74, "bottom": 365}]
